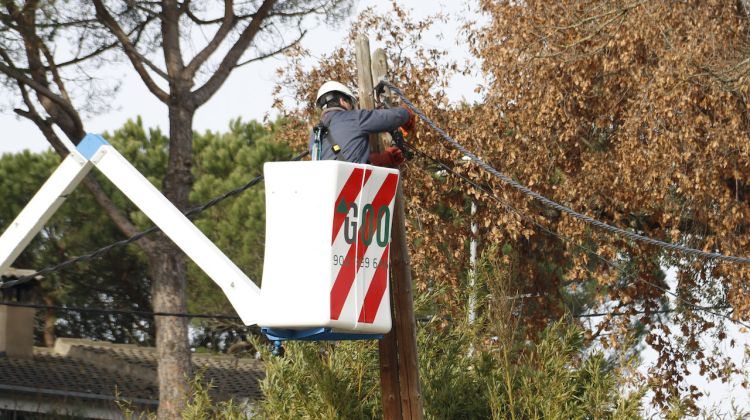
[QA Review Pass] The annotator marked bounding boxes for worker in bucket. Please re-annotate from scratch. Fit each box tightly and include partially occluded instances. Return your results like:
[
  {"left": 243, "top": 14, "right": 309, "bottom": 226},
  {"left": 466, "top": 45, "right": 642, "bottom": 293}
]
[{"left": 309, "top": 81, "right": 415, "bottom": 167}]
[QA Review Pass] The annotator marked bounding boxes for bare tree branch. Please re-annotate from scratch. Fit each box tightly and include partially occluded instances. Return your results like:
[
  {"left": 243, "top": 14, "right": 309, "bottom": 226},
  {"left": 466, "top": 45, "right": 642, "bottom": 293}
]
[
  {"left": 234, "top": 29, "right": 307, "bottom": 68},
  {"left": 38, "top": 41, "right": 72, "bottom": 103},
  {"left": 0, "top": 63, "right": 73, "bottom": 118},
  {"left": 13, "top": 82, "right": 153, "bottom": 248},
  {"left": 182, "top": 0, "right": 255, "bottom": 25},
  {"left": 35, "top": 17, "right": 99, "bottom": 28},
  {"left": 20, "top": 41, "right": 119, "bottom": 72},
  {"left": 132, "top": 2, "right": 162, "bottom": 19},
  {"left": 161, "top": 0, "right": 186, "bottom": 80},
  {"left": 184, "top": 0, "right": 236, "bottom": 80},
  {"left": 0, "top": 13, "right": 116, "bottom": 73},
  {"left": 23, "top": 13, "right": 158, "bottom": 73},
  {"left": 92, "top": 0, "right": 169, "bottom": 103},
  {"left": 0, "top": 51, "right": 82, "bottom": 138},
  {"left": 191, "top": 0, "right": 277, "bottom": 106},
  {"left": 2, "top": 1, "right": 83, "bottom": 141},
  {"left": 269, "top": 8, "right": 329, "bottom": 19},
  {"left": 739, "top": 0, "right": 750, "bottom": 17},
  {"left": 13, "top": 81, "right": 67, "bottom": 153}
]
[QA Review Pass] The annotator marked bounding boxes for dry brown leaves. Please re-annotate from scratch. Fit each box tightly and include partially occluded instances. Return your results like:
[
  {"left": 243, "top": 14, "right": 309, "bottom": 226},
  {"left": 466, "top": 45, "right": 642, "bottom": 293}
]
[
  {"left": 472, "top": 0, "right": 750, "bottom": 409},
  {"left": 273, "top": 0, "right": 750, "bottom": 410}
]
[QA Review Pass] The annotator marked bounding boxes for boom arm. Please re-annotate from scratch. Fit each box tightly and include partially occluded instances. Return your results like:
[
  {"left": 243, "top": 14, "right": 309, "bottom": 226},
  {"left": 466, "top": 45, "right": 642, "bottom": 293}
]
[
  {"left": 0, "top": 134, "right": 261, "bottom": 325},
  {"left": 0, "top": 152, "right": 93, "bottom": 275}
]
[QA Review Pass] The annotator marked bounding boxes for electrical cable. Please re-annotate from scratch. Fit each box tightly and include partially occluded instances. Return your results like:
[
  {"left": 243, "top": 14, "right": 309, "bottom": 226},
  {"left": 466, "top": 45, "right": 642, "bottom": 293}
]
[
  {"left": 5, "top": 82, "right": 745, "bottom": 330},
  {"left": 577, "top": 305, "right": 732, "bottom": 319},
  {"left": 405, "top": 142, "right": 745, "bottom": 326},
  {"left": 403, "top": 141, "right": 750, "bottom": 329},
  {"left": 0, "top": 300, "right": 241, "bottom": 320},
  {"left": 0, "top": 150, "right": 309, "bottom": 290},
  {"left": 384, "top": 80, "right": 750, "bottom": 266},
  {"left": 418, "top": 305, "right": 733, "bottom": 321}
]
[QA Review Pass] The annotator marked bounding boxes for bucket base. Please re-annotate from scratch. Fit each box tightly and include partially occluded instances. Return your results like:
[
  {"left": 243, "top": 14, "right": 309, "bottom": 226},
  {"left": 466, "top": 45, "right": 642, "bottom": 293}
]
[{"left": 261, "top": 327, "right": 383, "bottom": 342}]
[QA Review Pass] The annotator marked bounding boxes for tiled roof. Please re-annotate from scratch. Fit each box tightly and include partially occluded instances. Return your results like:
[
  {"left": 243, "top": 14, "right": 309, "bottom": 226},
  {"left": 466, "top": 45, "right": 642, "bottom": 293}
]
[
  {"left": 0, "top": 268, "right": 38, "bottom": 279},
  {"left": 0, "top": 347, "right": 157, "bottom": 404},
  {"left": 0, "top": 338, "right": 264, "bottom": 407}
]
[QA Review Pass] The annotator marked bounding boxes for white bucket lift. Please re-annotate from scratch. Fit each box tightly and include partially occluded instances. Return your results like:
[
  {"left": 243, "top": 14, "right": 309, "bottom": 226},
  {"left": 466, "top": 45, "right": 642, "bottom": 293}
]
[
  {"left": 0, "top": 134, "right": 397, "bottom": 342},
  {"left": 259, "top": 161, "right": 398, "bottom": 341}
]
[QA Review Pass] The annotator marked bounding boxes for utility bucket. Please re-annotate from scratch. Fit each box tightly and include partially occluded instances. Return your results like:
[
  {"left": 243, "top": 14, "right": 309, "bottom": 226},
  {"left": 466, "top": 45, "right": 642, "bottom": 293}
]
[{"left": 258, "top": 161, "right": 398, "bottom": 339}]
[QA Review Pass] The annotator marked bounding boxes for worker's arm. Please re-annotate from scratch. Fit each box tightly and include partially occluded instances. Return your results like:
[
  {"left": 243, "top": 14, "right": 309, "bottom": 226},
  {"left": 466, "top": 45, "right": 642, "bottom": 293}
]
[{"left": 356, "top": 107, "right": 410, "bottom": 134}]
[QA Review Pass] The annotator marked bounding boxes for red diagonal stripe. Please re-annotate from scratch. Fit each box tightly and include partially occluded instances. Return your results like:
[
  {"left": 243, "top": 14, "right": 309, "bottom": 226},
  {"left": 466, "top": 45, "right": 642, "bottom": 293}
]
[
  {"left": 358, "top": 245, "right": 390, "bottom": 323},
  {"left": 330, "top": 173, "right": 399, "bottom": 320},
  {"left": 330, "top": 241, "right": 357, "bottom": 320},
  {"left": 331, "top": 168, "right": 372, "bottom": 244}
]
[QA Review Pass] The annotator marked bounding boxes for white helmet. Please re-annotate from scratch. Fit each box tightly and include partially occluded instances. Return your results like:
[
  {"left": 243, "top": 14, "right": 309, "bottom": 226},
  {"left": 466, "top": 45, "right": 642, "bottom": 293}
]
[{"left": 315, "top": 81, "right": 356, "bottom": 109}]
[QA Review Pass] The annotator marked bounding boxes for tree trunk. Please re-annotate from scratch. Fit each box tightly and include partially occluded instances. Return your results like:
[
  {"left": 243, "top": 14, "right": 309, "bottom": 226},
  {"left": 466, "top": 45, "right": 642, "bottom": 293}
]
[
  {"left": 152, "top": 103, "right": 195, "bottom": 418},
  {"left": 42, "top": 296, "right": 56, "bottom": 348},
  {"left": 149, "top": 243, "right": 191, "bottom": 419}
]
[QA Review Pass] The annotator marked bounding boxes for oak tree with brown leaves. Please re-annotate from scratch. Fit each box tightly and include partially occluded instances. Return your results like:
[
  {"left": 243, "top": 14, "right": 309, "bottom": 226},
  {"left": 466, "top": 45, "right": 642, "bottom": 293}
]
[
  {"left": 276, "top": 1, "right": 750, "bottom": 412},
  {"left": 469, "top": 0, "right": 750, "bottom": 409}
]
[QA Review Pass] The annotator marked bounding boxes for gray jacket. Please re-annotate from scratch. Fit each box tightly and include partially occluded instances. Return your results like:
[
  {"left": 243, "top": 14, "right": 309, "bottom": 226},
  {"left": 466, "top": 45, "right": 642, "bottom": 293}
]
[{"left": 309, "top": 106, "right": 409, "bottom": 163}]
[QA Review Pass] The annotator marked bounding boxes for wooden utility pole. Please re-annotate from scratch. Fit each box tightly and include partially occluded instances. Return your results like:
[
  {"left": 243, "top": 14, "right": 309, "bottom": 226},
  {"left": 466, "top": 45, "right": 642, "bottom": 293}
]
[{"left": 355, "top": 34, "right": 423, "bottom": 420}]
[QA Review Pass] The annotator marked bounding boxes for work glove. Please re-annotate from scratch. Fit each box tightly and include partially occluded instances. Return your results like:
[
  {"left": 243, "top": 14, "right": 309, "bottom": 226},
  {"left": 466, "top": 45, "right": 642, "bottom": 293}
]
[
  {"left": 401, "top": 104, "right": 416, "bottom": 133},
  {"left": 369, "top": 146, "right": 405, "bottom": 168}
]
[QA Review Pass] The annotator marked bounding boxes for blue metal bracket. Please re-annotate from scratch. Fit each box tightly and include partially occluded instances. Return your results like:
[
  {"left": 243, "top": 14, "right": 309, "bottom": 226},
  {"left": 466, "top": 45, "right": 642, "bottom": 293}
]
[
  {"left": 261, "top": 327, "right": 383, "bottom": 342},
  {"left": 76, "top": 133, "right": 110, "bottom": 160}
]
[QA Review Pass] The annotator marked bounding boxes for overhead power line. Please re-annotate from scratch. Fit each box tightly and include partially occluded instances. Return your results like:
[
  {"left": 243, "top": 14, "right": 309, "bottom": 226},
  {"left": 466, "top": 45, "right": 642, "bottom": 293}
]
[
  {"left": 384, "top": 80, "right": 750, "bottom": 266},
  {"left": 0, "top": 150, "right": 309, "bottom": 290},
  {"left": 576, "top": 305, "right": 733, "bottom": 319},
  {"left": 403, "top": 142, "right": 750, "bottom": 329},
  {"left": 0, "top": 300, "right": 241, "bottom": 321}
]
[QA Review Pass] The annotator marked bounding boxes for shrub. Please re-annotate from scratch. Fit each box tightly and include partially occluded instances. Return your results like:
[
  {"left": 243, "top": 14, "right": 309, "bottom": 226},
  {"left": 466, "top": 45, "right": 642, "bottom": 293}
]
[
  {"left": 255, "top": 339, "right": 381, "bottom": 419},
  {"left": 254, "top": 247, "right": 644, "bottom": 419},
  {"left": 117, "top": 373, "right": 249, "bottom": 419}
]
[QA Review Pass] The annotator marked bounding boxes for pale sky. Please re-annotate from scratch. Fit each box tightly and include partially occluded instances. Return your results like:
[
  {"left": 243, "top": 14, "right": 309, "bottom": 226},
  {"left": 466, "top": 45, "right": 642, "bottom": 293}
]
[{"left": 0, "top": 0, "right": 747, "bottom": 415}]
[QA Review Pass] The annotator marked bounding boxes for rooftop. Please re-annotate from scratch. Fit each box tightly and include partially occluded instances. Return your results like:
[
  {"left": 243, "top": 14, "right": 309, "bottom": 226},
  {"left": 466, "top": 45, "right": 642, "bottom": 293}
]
[{"left": 0, "top": 337, "right": 264, "bottom": 418}]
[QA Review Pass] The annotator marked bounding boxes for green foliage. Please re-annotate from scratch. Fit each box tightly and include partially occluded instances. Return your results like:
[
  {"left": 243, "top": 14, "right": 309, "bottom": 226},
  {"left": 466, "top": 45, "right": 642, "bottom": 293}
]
[
  {"left": 117, "top": 373, "right": 248, "bottom": 419},
  {"left": 0, "top": 116, "right": 293, "bottom": 347},
  {"left": 0, "top": 150, "right": 59, "bottom": 222},
  {"left": 255, "top": 249, "right": 644, "bottom": 419},
  {"left": 255, "top": 339, "right": 381, "bottom": 419},
  {"left": 417, "top": 314, "right": 494, "bottom": 419},
  {"left": 486, "top": 321, "right": 644, "bottom": 420},
  {"left": 181, "top": 373, "right": 249, "bottom": 420},
  {"left": 189, "top": 118, "right": 293, "bottom": 321},
  {"left": 0, "top": 147, "right": 153, "bottom": 344},
  {"left": 104, "top": 117, "right": 170, "bottom": 232},
  {"left": 255, "top": 314, "right": 643, "bottom": 419}
]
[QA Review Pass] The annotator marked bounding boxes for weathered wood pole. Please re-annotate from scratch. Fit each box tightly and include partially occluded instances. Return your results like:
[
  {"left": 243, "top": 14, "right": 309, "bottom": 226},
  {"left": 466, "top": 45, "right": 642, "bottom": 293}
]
[{"left": 355, "top": 34, "right": 423, "bottom": 420}]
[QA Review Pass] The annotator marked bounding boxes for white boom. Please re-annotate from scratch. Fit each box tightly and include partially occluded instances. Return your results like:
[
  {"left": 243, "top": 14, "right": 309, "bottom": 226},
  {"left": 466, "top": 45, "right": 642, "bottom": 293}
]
[
  {"left": 0, "top": 152, "right": 93, "bottom": 275},
  {"left": 0, "top": 134, "right": 261, "bottom": 325}
]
